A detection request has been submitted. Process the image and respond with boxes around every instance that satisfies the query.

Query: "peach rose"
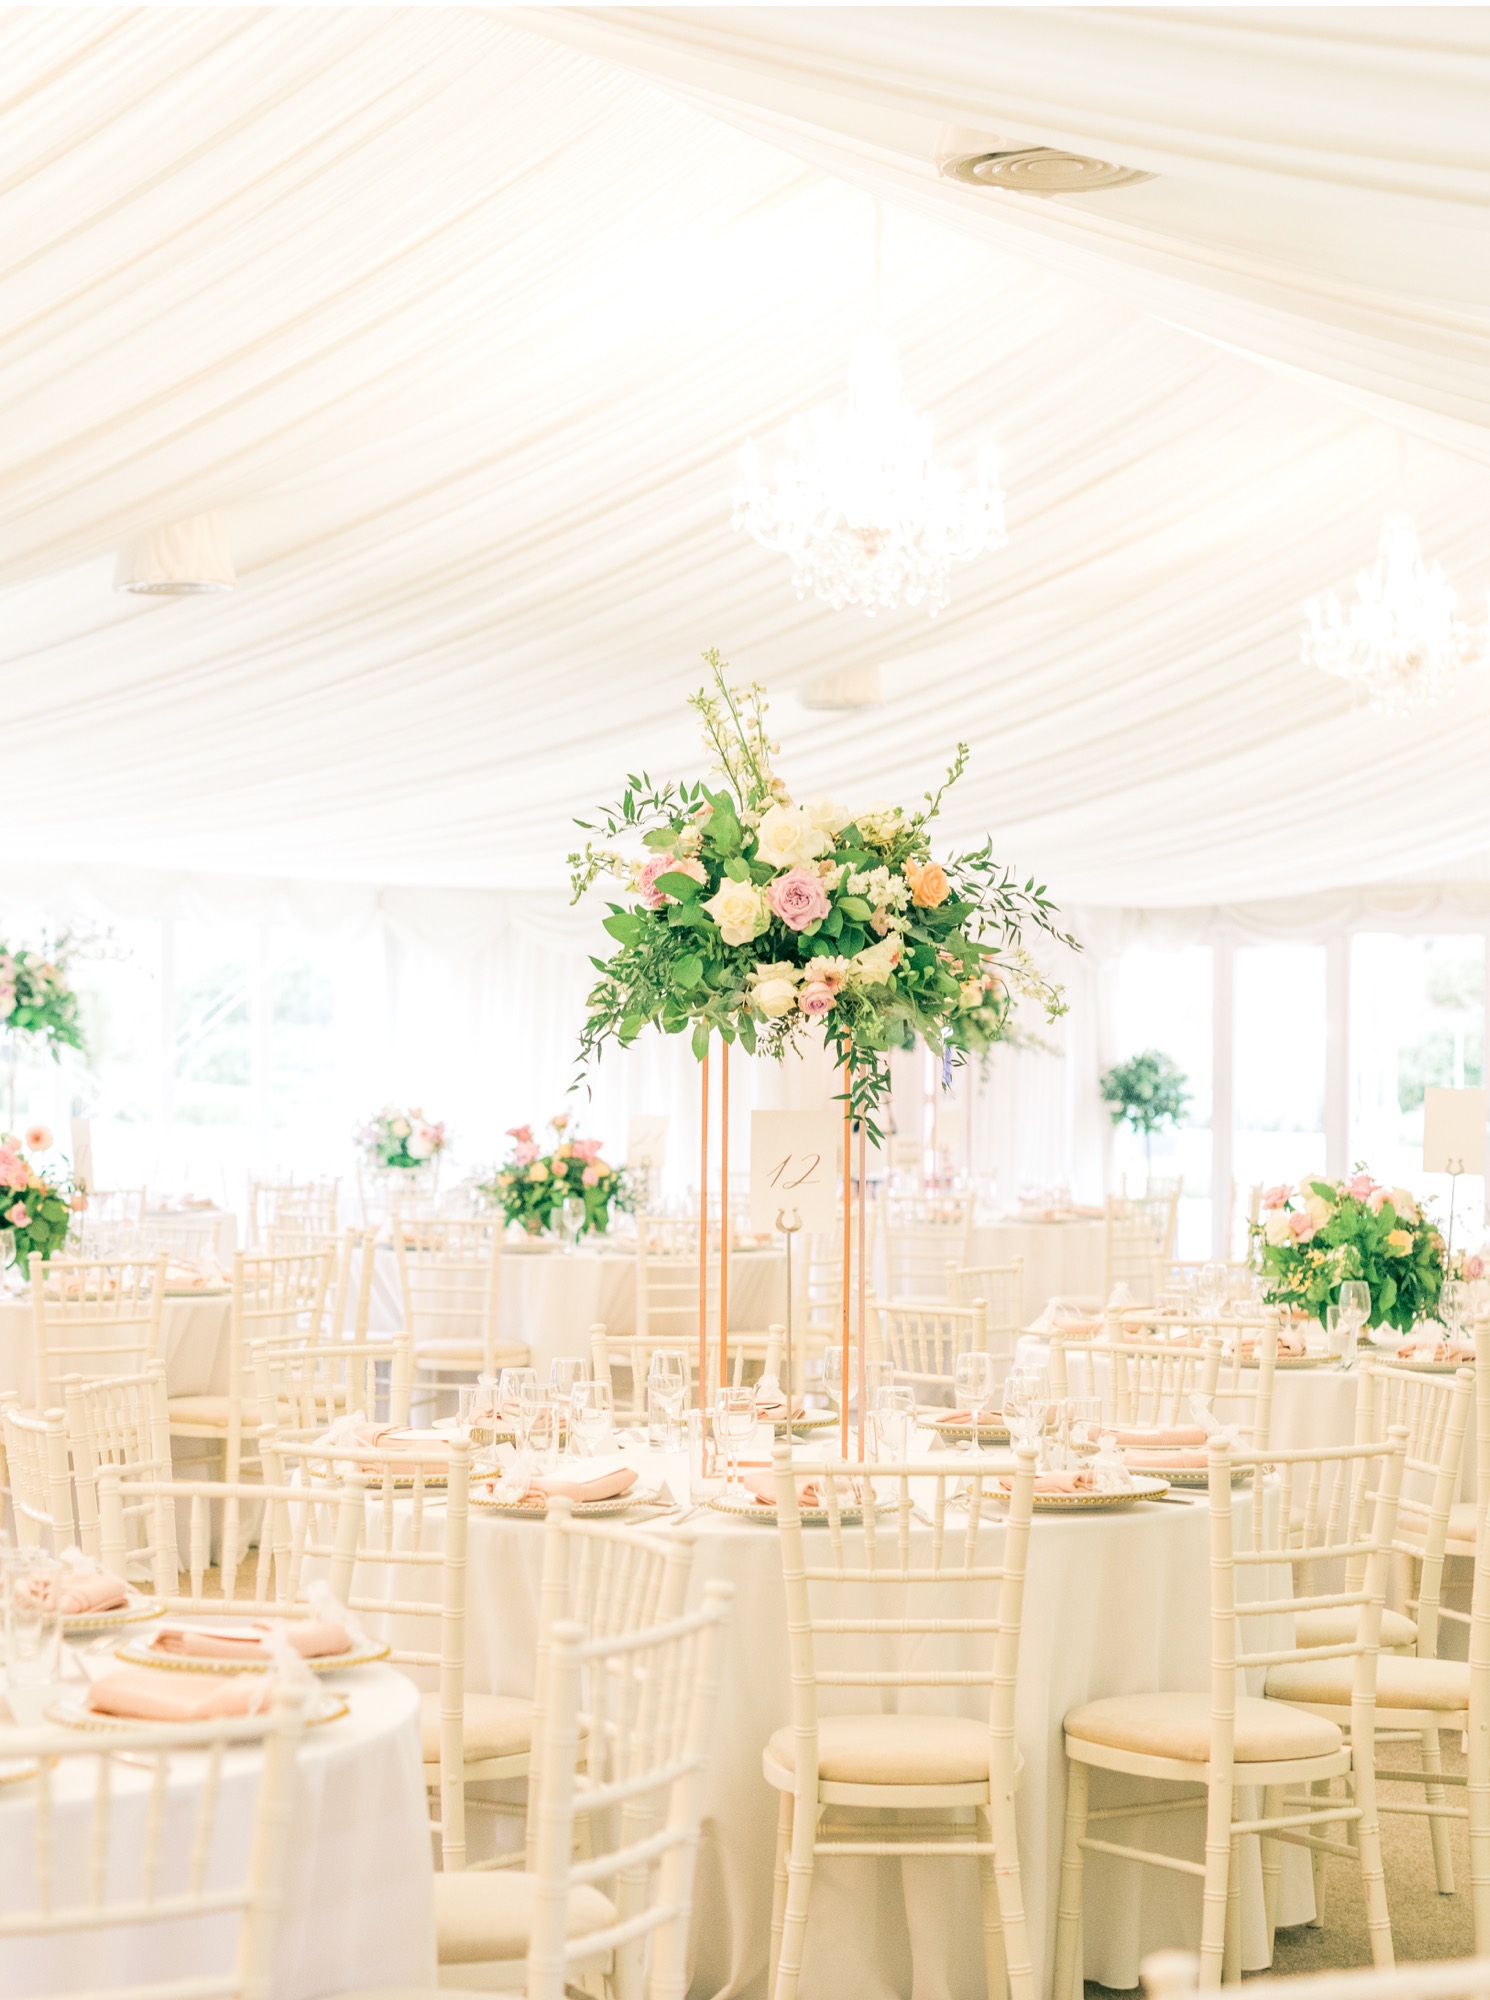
[906,859,950,908]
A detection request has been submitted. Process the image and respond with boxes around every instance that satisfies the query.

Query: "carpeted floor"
[1086,1740,1474,1995]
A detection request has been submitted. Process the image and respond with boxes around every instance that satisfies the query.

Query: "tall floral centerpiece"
[569,653,1075,1127]
[356,1107,448,1172]
[0,936,86,1130]
[1250,1171,1445,1333]
[480,1114,633,1237]
[0,1127,76,1276]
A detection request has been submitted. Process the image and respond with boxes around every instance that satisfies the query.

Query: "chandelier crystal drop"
[732,332,1006,617]
[1302,513,1488,715]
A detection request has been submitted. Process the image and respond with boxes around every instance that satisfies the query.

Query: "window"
[1110,946,1213,1257]
[1233,943,1327,1200]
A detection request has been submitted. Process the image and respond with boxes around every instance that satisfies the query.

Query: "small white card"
[750,1109,840,1233]
[627,1115,669,1171]
[70,1116,94,1190]
[1423,1086,1487,1176]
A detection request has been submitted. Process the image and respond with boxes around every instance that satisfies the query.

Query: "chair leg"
[772,1787,818,2000]
[987,1778,1034,2000]
[1308,1777,1331,1926]
[1470,1697,1490,1954]
[975,1804,1010,2000]
[768,1790,791,1999]
[1223,1833,1242,1985]
[1051,1755,1088,2000]
[1420,1727,1455,1893]
[1197,1779,1233,1989]
[1352,1748,1396,1968]
[1260,1785,1284,1952]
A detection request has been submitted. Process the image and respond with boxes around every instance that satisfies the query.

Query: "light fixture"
[936,125,1154,196]
[114,512,236,596]
[1302,514,1489,715]
[733,332,1006,617]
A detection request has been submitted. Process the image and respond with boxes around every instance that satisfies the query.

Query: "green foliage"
[479,1119,635,1237]
[1100,1049,1189,1137]
[1248,1172,1445,1334]
[0,1140,74,1277]
[1,941,84,1061]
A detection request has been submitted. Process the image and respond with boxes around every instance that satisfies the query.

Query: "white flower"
[391,1118,411,1138]
[1304,1193,1331,1228]
[752,974,798,1019]
[805,796,850,838]
[703,878,770,947]
[853,935,903,986]
[1263,1209,1293,1246]
[754,803,828,870]
[1391,1187,1419,1223]
[406,1133,433,1161]
[856,803,905,849]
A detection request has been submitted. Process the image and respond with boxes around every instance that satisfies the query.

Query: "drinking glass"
[1065,1397,1104,1471]
[5,1556,63,1690]
[712,1386,758,1501]
[560,1196,586,1250]
[498,1366,537,1422]
[1336,1281,1370,1370]
[456,1385,478,1438]
[1324,1304,1342,1360]
[1442,1278,1469,1341]
[872,1384,916,1462]
[1023,1368,1053,1468]
[647,1351,686,1445]
[953,1350,995,1436]
[1196,1263,1226,1320]
[569,1381,613,1457]
[822,1345,857,1415]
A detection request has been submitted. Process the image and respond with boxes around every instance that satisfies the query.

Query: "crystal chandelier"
[1302,514,1488,715]
[733,332,1006,617]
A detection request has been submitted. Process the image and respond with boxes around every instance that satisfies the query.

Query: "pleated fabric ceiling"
[2,7,1488,909]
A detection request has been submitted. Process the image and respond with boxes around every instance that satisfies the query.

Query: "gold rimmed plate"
[46,1690,350,1733]
[1028,1475,1172,1513]
[64,1593,167,1637]
[470,1491,640,1519]
[770,1413,840,1438]
[706,1492,891,1527]
[0,1757,38,1788]
[113,1633,390,1676]
[919,1417,1012,1446]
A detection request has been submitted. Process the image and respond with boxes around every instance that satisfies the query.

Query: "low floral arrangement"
[0,1126,76,1275]
[1250,1170,1445,1333]
[1,940,84,1060]
[481,1114,633,1237]
[569,653,1075,1128]
[357,1106,447,1172]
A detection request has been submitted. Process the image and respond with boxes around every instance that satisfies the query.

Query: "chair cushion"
[167,1395,233,1428]
[1265,1654,1470,1713]
[414,1341,531,1368]
[766,1714,992,1786]
[1294,1607,1418,1652]
[434,1869,615,1965]
[421,1690,533,1763]
[1064,1692,1341,1764]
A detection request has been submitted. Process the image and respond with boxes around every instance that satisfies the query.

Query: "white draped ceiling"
[3,8,1490,915]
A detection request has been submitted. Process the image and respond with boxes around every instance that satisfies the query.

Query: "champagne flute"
[549,1357,586,1450]
[647,1349,686,1444]
[713,1386,757,1501]
[872,1384,916,1461]
[569,1380,613,1457]
[953,1350,995,1440]
[1336,1281,1370,1371]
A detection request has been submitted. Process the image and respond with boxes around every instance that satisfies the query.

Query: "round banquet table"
[359,1239,788,1374]
[0,1287,232,1407]
[0,1664,435,1999]
[352,1447,1311,2000]
[970,1218,1106,1322]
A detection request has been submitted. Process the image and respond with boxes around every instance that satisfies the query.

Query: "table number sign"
[626,1114,668,1171]
[1422,1086,1487,1176]
[750,1109,839,1233]
[70,1116,94,1193]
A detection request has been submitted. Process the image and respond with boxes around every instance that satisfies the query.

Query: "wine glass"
[1196,1263,1226,1321]
[549,1357,586,1445]
[1441,1278,1469,1345]
[712,1386,757,1501]
[569,1380,613,1457]
[1065,1397,1103,1471]
[498,1366,538,1428]
[1336,1281,1370,1371]
[822,1345,857,1416]
[953,1350,995,1439]
[1007,1365,1052,1465]
[647,1350,687,1444]
[872,1384,916,1461]
[560,1195,586,1250]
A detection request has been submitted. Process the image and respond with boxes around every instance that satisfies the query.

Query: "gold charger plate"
[770,1413,840,1437]
[113,1634,390,1676]
[706,1493,891,1526]
[64,1594,166,1637]
[46,1691,350,1733]
[0,1757,38,1788]
[1130,1464,1248,1489]
[1029,1475,1172,1513]
[470,1491,638,1519]
[918,1418,1012,1445]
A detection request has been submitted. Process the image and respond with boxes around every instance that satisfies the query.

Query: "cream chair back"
[1207,1313,1280,1451]
[0,1400,74,1547]
[251,1329,412,1439]
[393,1215,504,1370]
[247,1172,297,1247]
[64,1362,175,1566]
[947,1259,1023,1339]
[635,1214,717,1343]
[526,1573,733,2000]
[1104,1200,1165,1302]
[869,1296,995,1401]
[30,1254,166,1408]
[137,1209,222,1264]
[0,1694,307,2000]
[1354,1360,1474,1657]
[591,1320,777,1415]
[358,1161,438,1229]
[1047,1335,1222,1431]
[881,1194,973,1297]
[793,1209,881,1336]
[83,1186,148,1228]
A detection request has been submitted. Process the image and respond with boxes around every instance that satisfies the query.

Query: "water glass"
[1196,1263,1226,1320]
[1065,1398,1103,1470]
[871,1384,916,1461]
[1442,1278,1469,1340]
[822,1345,856,1414]
[1337,1280,1370,1370]
[712,1386,757,1500]
[647,1351,686,1445]
[686,1407,723,1500]
[498,1366,538,1421]
[953,1350,996,1435]
[560,1196,586,1249]
[5,1556,63,1690]
[569,1380,613,1457]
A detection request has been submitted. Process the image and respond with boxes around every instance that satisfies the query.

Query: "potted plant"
[1100,1049,1189,1172]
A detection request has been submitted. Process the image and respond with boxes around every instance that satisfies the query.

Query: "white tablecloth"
[354,1451,1309,1999]
[0,1665,435,1999]
[0,1290,232,1406]
[362,1241,788,1374]
[970,1219,1107,1322]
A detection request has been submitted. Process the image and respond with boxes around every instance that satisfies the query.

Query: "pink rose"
[506,1125,534,1145]
[1346,1172,1375,1200]
[0,1151,26,1192]
[798,982,835,1017]
[1368,1187,1390,1213]
[1288,1212,1315,1243]
[765,868,831,932]
[23,1125,51,1153]
[513,1142,538,1166]
[581,1165,601,1187]
[573,1138,603,1163]
[639,855,706,911]
[6,1203,28,1228]
[1261,1184,1292,1210]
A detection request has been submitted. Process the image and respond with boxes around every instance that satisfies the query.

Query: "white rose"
[406,1133,432,1161]
[752,976,798,1019]
[703,878,769,947]
[1304,1193,1331,1228]
[391,1118,411,1138]
[854,936,902,986]
[754,802,827,870]
[1263,1209,1293,1246]
[805,796,850,838]
[1391,1186,1419,1222]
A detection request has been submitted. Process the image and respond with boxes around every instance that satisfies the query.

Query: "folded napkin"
[163,1260,207,1290]
[756,1391,808,1422]
[525,1466,637,1504]
[932,1408,1005,1428]
[149,1619,351,1662]
[999,1469,1094,1496]
[741,1468,861,1510]
[88,1668,268,1722]
[1106,1425,1209,1449]
[14,1570,128,1616]
[1121,1448,1210,1470]
[1397,1339,1475,1364]
[354,1423,450,1475]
